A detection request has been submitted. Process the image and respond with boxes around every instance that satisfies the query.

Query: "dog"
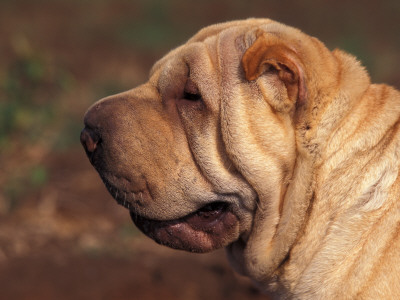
[81,19,400,299]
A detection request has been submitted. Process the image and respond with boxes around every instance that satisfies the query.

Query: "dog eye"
[183,78,202,101]
[183,91,202,101]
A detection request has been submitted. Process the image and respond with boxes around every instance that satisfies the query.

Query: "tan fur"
[83,19,400,299]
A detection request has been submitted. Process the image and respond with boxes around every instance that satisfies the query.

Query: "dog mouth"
[96,175,241,253]
[131,201,240,253]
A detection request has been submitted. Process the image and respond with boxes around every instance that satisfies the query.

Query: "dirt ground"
[1,1,399,299]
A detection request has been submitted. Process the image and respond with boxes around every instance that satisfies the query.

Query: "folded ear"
[242,32,307,106]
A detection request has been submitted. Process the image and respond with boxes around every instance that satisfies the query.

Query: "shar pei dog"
[81,19,400,299]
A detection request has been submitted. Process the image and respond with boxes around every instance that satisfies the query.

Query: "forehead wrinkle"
[201,35,220,77]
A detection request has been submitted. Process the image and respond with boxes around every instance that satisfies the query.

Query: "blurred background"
[0,0,399,299]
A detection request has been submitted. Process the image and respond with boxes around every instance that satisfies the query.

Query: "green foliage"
[114,0,192,51]
[0,36,74,148]
[0,36,74,212]
[2,164,49,213]
[30,165,48,188]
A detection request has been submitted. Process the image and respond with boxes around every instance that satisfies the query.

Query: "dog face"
[80,19,307,255]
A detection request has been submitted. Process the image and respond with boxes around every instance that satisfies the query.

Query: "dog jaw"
[131,202,240,252]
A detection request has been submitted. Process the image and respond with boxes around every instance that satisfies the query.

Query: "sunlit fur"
[89,19,400,299]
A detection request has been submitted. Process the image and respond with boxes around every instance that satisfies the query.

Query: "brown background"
[0,0,399,299]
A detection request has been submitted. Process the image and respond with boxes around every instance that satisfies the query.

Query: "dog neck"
[229,47,400,298]
[265,51,400,297]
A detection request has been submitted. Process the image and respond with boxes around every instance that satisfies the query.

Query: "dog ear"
[242,32,307,105]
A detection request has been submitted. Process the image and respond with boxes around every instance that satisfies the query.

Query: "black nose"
[80,127,100,155]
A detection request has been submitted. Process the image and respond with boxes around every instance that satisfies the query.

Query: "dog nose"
[80,127,100,154]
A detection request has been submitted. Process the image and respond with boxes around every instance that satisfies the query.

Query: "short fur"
[81,19,400,299]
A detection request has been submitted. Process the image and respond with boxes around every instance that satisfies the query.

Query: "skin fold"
[81,19,400,299]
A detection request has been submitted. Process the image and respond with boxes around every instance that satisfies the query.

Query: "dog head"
[81,18,342,275]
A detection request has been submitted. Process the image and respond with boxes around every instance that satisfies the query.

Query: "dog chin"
[131,202,240,253]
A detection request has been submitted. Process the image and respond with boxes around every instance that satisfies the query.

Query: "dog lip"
[131,201,240,253]
[187,202,228,229]
[100,176,148,209]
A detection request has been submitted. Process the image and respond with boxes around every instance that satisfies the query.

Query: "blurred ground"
[0,0,399,299]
